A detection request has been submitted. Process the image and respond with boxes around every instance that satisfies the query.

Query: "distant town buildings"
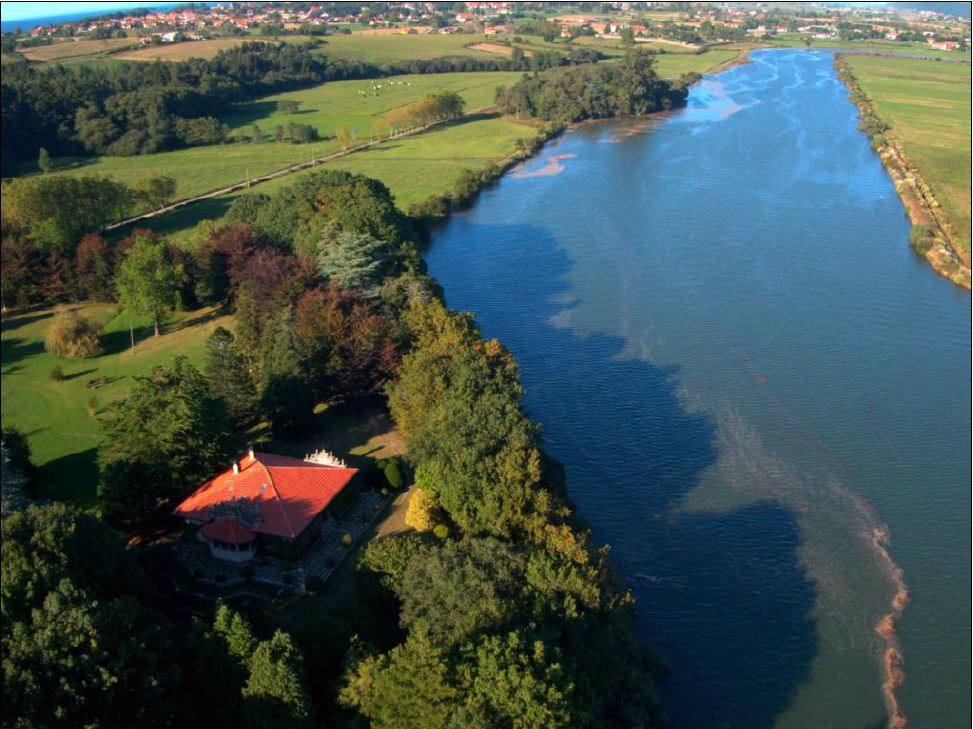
[10,2,969,53]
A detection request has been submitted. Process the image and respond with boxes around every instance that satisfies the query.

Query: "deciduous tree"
[115,234,184,339]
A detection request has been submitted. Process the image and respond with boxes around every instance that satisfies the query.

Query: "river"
[425,49,971,728]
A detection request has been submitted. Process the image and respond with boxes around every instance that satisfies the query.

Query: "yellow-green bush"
[404,487,441,532]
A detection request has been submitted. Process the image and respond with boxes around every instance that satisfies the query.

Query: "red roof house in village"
[174,449,358,562]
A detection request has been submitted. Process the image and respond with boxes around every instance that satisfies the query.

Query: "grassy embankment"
[841,53,971,284]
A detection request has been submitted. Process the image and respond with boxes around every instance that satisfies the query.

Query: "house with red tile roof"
[173,449,358,562]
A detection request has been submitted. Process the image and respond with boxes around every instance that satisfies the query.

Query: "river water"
[425,49,971,728]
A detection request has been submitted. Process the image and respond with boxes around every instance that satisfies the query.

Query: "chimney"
[232,461,239,474]
[248,447,255,461]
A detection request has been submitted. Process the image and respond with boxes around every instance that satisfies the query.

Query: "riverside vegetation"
[835,53,971,289]
[1,49,687,727]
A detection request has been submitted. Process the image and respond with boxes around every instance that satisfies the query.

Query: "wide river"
[425,49,970,728]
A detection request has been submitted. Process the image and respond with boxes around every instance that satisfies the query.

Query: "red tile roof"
[173,452,357,539]
[202,516,255,544]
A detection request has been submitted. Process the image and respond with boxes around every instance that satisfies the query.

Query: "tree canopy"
[496,48,689,123]
[1,504,176,728]
[115,234,185,337]
[98,356,231,531]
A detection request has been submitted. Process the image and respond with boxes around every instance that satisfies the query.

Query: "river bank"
[425,49,971,728]
[834,54,971,291]
[410,48,757,222]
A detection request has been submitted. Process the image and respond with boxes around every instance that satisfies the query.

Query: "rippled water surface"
[426,49,971,728]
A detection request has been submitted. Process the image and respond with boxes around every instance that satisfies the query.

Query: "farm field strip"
[114,35,319,61]
[843,53,971,256]
[18,37,139,61]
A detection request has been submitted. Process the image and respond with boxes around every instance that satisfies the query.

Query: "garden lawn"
[1,304,231,506]
[843,54,971,257]
[32,71,523,206]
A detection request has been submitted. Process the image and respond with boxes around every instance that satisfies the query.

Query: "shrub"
[340,533,353,548]
[909,224,935,255]
[432,524,450,540]
[44,308,103,358]
[383,458,404,491]
[404,487,441,532]
[408,195,450,220]
[49,365,65,381]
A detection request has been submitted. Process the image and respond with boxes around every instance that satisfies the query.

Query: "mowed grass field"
[317,30,743,77]
[1,304,231,505]
[127,113,536,243]
[843,54,971,257]
[653,47,747,77]
[36,71,523,206]
[115,35,319,61]
[18,37,139,62]
[317,31,500,62]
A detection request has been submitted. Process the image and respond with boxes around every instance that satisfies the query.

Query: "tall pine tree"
[204,327,258,428]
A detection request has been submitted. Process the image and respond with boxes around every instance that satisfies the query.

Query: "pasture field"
[770,35,972,61]
[653,47,748,77]
[18,37,139,62]
[34,71,523,207]
[316,32,503,62]
[121,113,536,244]
[1,304,230,505]
[293,113,532,210]
[222,70,520,140]
[114,35,319,62]
[843,54,971,256]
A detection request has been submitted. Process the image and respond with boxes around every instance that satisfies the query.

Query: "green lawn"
[1,304,231,506]
[843,54,971,258]
[29,71,523,207]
